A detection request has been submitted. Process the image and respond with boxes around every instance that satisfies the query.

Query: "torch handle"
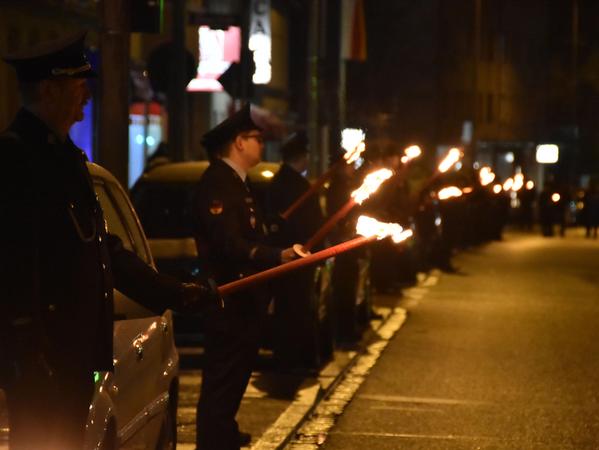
[218,235,375,296]
[280,163,339,220]
[303,199,357,252]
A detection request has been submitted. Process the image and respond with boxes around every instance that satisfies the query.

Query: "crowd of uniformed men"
[2,30,590,450]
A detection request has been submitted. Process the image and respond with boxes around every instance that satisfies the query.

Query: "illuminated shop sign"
[249,0,271,84]
[187,26,241,92]
[535,144,559,164]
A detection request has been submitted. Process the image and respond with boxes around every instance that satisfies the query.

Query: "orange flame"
[437,186,463,200]
[479,166,495,186]
[356,215,413,243]
[351,168,394,204]
[343,141,366,165]
[438,148,462,173]
[512,173,524,191]
[401,145,422,164]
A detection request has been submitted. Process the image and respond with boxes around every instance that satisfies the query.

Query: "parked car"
[130,161,335,364]
[0,162,179,450]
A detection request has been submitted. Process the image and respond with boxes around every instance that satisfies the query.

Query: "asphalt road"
[321,230,599,450]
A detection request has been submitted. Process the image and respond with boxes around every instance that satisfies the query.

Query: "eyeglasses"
[242,133,264,144]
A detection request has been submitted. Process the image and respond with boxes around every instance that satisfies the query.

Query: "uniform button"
[48,304,56,312]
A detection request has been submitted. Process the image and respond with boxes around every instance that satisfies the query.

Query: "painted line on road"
[286,308,408,449]
[358,393,489,406]
[368,405,445,413]
[328,430,500,442]
[250,380,321,450]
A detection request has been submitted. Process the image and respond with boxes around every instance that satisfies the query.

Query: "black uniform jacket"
[191,159,281,314]
[266,163,324,246]
[0,109,184,372]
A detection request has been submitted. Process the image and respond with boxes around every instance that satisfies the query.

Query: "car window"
[106,181,151,264]
[131,182,196,239]
[94,181,135,252]
[93,179,157,320]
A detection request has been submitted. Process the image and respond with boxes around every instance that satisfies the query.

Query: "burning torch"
[302,168,394,252]
[421,147,463,192]
[218,216,413,296]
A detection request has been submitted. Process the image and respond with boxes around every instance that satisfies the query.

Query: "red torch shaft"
[218,235,376,296]
[303,199,357,252]
[281,162,341,220]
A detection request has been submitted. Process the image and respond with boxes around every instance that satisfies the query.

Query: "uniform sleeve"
[193,183,281,270]
[0,138,45,360]
[105,233,186,313]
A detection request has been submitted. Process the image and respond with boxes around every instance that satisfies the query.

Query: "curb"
[251,270,439,450]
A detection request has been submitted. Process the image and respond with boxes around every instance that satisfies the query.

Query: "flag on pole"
[340,0,367,61]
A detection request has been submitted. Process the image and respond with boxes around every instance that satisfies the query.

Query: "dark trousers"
[273,267,320,370]
[4,360,94,450]
[196,309,263,450]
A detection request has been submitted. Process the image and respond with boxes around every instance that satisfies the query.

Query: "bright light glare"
[493,184,502,194]
[403,145,422,162]
[438,186,463,200]
[536,144,559,164]
[344,141,366,165]
[503,178,514,191]
[526,181,534,190]
[438,148,462,173]
[512,173,524,191]
[479,166,495,186]
[505,152,515,163]
[355,215,413,243]
[249,33,272,84]
[261,170,274,178]
[351,168,393,204]
[552,193,561,203]
[462,187,473,194]
[341,128,365,153]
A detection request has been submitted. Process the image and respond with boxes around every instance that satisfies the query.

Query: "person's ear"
[233,134,245,151]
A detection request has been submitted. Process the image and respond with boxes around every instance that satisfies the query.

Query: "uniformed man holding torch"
[191,104,301,449]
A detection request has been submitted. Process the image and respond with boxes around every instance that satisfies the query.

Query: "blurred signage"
[249,0,271,84]
[187,26,241,92]
[535,144,559,164]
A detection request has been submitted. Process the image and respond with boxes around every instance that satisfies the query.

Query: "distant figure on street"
[538,186,555,237]
[191,104,302,449]
[0,31,217,450]
[266,131,326,371]
[582,184,599,239]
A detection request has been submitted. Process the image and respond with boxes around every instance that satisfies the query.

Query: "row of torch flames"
[218,143,518,296]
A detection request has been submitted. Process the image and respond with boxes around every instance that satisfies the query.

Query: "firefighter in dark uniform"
[191,105,300,450]
[266,131,325,371]
[0,32,218,450]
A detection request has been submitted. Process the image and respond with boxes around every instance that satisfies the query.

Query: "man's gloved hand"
[181,279,224,312]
